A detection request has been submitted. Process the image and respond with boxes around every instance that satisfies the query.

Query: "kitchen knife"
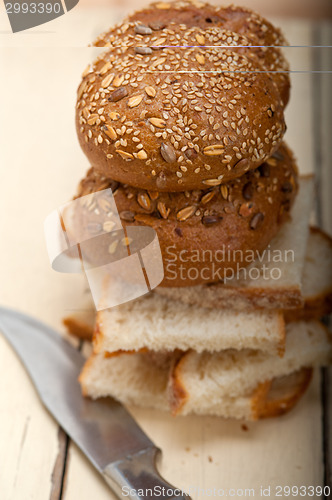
[0,306,190,500]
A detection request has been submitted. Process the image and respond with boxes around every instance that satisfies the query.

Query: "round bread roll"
[103,0,290,106]
[76,3,288,192]
[75,142,298,287]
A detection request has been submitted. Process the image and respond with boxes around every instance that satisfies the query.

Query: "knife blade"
[0,306,190,499]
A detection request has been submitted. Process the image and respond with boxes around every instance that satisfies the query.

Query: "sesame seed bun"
[74,142,298,287]
[122,0,290,106]
[76,1,289,192]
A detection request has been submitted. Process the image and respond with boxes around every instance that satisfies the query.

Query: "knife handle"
[103,446,190,500]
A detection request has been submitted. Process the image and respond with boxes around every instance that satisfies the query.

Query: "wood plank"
[0,335,60,499]
[312,21,332,495]
[49,429,69,500]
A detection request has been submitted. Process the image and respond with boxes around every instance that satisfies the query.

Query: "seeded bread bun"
[74,142,298,287]
[108,0,290,106]
[76,3,288,192]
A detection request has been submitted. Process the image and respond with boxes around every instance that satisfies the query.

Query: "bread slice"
[94,292,285,356]
[79,321,331,420]
[155,177,313,311]
[79,352,312,420]
[285,226,332,321]
[170,321,331,416]
[80,350,171,411]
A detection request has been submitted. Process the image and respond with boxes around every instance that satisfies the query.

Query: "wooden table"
[0,5,331,499]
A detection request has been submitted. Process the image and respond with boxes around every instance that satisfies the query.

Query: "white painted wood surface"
[0,9,330,500]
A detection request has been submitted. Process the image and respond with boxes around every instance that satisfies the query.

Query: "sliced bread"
[79,352,312,420]
[79,321,331,420]
[80,349,171,412]
[170,321,331,416]
[94,292,285,355]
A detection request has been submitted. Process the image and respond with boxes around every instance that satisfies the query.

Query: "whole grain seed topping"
[195,53,205,65]
[109,111,120,120]
[109,87,128,102]
[87,114,99,125]
[82,107,90,119]
[116,150,134,160]
[145,86,156,97]
[128,95,143,108]
[101,73,114,88]
[102,125,117,140]
[153,37,167,47]
[136,149,148,160]
[134,24,152,35]
[160,143,176,163]
[99,61,111,75]
[195,34,205,45]
[202,215,222,225]
[77,81,87,99]
[201,191,216,204]
[250,212,264,230]
[137,192,151,211]
[78,16,289,192]
[203,178,223,186]
[157,201,170,219]
[185,149,198,160]
[220,185,228,200]
[135,47,153,55]
[151,57,166,67]
[112,74,125,87]
[177,205,196,221]
[234,158,250,171]
[120,210,135,222]
[203,145,224,156]
[239,202,254,218]
[149,21,166,30]
[150,117,166,128]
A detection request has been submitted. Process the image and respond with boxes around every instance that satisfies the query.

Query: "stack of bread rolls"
[69,0,332,420]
